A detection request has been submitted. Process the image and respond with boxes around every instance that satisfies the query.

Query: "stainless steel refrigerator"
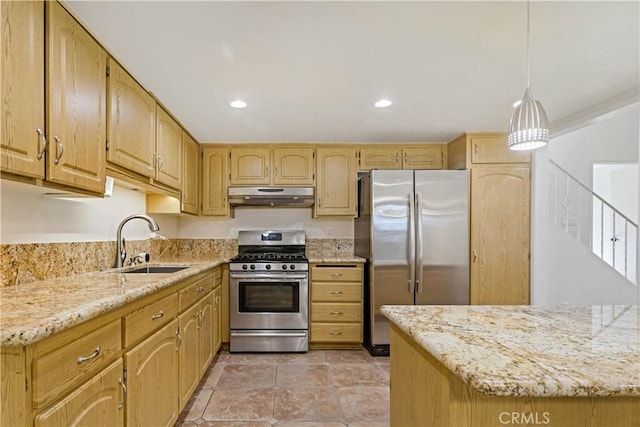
[354,169,469,356]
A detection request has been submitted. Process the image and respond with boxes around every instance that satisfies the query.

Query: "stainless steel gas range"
[229,230,309,352]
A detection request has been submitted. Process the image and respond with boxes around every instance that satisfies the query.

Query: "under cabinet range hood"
[228,187,314,207]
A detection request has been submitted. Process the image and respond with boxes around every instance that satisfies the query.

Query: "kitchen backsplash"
[1,238,353,286]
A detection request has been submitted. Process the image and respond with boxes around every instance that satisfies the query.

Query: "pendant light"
[507,1,549,150]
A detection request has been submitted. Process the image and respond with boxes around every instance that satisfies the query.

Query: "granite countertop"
[0,259,224,347]
[381,304,640,398]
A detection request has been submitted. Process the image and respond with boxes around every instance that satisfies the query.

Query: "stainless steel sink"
[123,266,190,274]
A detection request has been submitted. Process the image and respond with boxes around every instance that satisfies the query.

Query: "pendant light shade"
[507,87,549,150]
[507,1,549,150]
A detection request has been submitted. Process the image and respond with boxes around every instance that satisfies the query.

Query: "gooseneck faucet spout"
[114,214,160,268]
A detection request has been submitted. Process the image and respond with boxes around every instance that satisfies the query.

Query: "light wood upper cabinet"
[272,147,315,185]
[1,0,45,179]
[106,58,155,178]
[155,107,182,189]
[402,146,443,169]
[358,145,445,171]
[358,147,401,170]
[229,147,271,185]
[470,166,530,305]
[229,146,315,186]
[447,132,529,169]
[182,132,199,215]
[315,147,357,217]
[47,1,107,194]
[201,146,229,216]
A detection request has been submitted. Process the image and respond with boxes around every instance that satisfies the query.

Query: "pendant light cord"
[526,0,531,89]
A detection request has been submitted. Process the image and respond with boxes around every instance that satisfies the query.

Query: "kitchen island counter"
[381,304,639,426]
[1,259,225,347]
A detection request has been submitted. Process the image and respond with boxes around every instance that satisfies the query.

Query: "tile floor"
[176,348,390,427]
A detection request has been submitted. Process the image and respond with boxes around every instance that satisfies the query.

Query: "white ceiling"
[64,1,639,143]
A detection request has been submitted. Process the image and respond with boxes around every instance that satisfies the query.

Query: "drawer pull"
[118,377,127,410]
[329,311,344,316]
[330,273,343,277]
[176,327,182,351]
[77,346,101,364]
[329,331,343,335]
[197,286,204,292]
[330,291,343,295]
[151,311,164,320]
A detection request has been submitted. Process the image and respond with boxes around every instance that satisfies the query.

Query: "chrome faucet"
[114,214,160,268]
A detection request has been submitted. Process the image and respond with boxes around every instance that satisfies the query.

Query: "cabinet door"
[47,1,107,194]
[1,0,45,179]
[35,359,124,427]
[470,167,530,305]
[229,147,271,185]
[156,106,182,189]
[106,58,155,178]
[358,147,401,171]
[125,319,179,427]
[470,134,530,164]
[213,285,222,352]
[272,147,315,185]
[178,304,200,411]
[199,292,214,378]
[201,146,229,216]
[315,147,357,216]
[182,132,199,214]
[402,146,443,170]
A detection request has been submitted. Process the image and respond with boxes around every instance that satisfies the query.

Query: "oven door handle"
[230,331,308,338]
[230,273,308,280]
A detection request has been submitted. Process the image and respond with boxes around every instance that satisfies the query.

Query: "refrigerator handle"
[408,192,416,293]
[416,193,424,294]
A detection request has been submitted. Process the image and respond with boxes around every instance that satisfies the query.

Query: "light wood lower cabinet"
[1,266,222,427]
[35,359,124,427]
[125,318,179,427]
[309,263,363,348]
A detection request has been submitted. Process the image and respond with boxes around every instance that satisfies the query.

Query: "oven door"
[230,272,309,330]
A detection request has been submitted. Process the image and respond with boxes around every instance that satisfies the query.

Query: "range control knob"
[250,264,256,270]
[242,264,248,270]
[290,264,296,270]
[282,264,288,270]
[266,264,271,270]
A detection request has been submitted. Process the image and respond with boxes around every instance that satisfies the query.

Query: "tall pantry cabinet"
[448,133,531,305]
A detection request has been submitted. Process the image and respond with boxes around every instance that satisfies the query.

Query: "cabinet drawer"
[33,319,121,409]
[311,266,362,282]
[311,323,361,343]
[124,293,179,348]
[311,283,361,302]
[179,275,213,311]
[311,302,362,323]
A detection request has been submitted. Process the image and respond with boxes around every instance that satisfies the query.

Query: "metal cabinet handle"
[157,155,164,170]
[36,128,47,160]
[274,166,278,176]
[329,331,343,335]
[329,311,344,316]
[329,290,343,295]
[265,166,269,177]
[396,152,399,162]
[472,250,477,263]
[175,327,182,351]
[197,286,204,292]
[151,311,164,320]
[474,144,479,154]
[77,346,101,364]
[53,136,64,165]
[330,273,343,277]
[118,377,127,410]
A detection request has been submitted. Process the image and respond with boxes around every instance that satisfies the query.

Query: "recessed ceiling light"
[375,99,392,108]
[230,100,247,108]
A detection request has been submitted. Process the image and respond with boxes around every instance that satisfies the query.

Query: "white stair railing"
[549,159,637,285]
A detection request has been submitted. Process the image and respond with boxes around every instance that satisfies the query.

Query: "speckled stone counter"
[0,260,224,347]
[308,257,366,264]
[381,304,639,398]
